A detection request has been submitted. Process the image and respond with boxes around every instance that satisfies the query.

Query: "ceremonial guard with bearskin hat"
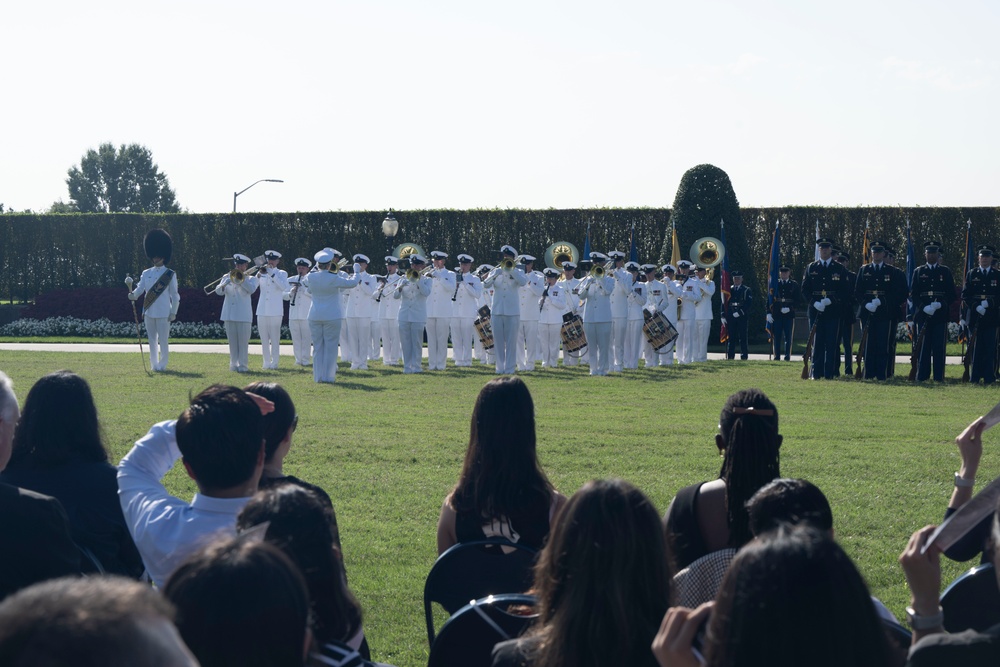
[128,229,179,372]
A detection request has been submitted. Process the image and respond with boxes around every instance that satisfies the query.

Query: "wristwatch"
[906,605,944,631]
[954,472,975,488]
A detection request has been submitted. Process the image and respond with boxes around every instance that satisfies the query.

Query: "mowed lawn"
[1,349,997,666]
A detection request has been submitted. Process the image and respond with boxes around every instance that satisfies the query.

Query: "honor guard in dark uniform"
[769,266,799,361]
[802,238,851,379]
[883,247,906,377]
[911,240,956,381]
[724,270,752,360]
[961,245,1000,384]
[854,241,906,379]
[834,248,857,376]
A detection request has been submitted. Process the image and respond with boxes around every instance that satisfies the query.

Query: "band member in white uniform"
[694,265,716,361]
[378,256,402,365]
[473,264,495,365]
[483,246,527,374]
[330,250,353,364]
[579,252,615,376]
[215,254,259,373]
[345,254,377,371]
[676,261,699,364]
[559,261,583,367]
[623,262,647,369]
[605,251,631,373]
[302,249,362,383]
[395,254,434,374]
[450,254,482,367]
[283,257,314,367]
[658,265,683,365]
[516,254,545,372]
[641,264,665,367]
[254,250,289,370]
[425,251,456,371]
[538,267,568,368]
[127,229,179,372]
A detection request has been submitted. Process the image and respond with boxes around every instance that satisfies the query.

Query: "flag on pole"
[583,218,592,259]
[959,219,974,343]
[670,221,681,269]
[766,220,781,343]
[719,219,731,344]
[629,219,638,264]
[814,219,821,262]
[905,220,916,333]
[861,219,870,264]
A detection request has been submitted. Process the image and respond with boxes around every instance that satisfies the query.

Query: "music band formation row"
[124,230,1000,384]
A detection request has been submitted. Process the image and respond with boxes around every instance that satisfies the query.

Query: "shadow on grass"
[331,381,387,392]
[153,369,205,379]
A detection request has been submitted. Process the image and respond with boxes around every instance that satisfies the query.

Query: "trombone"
[202,254,266,294]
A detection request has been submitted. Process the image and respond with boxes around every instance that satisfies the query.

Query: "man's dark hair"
[746,478,834,537]
[0,576,182,667]
[175,385,263,490]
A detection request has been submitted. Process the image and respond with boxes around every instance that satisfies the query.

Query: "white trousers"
[695,319,711,361]
[517,319,539,371]
[309,319,342,383]
[624,319,644,369]
[492,314,519,374]
[144,315,169,371]
[450,317,475,366]
[676,320,694,364]
[370,320,381,360]
[399,320,425,373]
[340,319,353,363]
[583,321,612,375]
[381,317,400,365]
[425,317,449,370]
[258,314,282,369]
[224,321,251,372]
[289,318,312,365]
[538,323,562,368]
[347,317,371,369]
[611,317,627,371]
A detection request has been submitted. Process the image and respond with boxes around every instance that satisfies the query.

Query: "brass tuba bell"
[544,241,579,270]
[690,237,726,269]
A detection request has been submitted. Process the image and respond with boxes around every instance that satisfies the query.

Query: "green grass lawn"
[1,350,997,666]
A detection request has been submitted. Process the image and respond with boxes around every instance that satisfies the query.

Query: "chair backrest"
[427,594,538,667]
[424,538,538,646]
[941,562,1000,633]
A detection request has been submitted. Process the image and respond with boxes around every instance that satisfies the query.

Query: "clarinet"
[289,278,301,307]
[452,272,463,301]
[539,285,550,312]
[375,280,387,303]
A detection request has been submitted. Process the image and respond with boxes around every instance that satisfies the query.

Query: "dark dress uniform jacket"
[855,263,906,322]
[726,284,752,318]
[911,264,956,325]
[771,279,800,318]
[802,260,851,320]
[962,267,1000,327]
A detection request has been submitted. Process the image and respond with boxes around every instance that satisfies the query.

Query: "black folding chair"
[423,538,538,646]
[941,562,1000,633]
[427,594,537,667]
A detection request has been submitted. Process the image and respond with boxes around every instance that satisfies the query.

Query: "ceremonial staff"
[124,275,150,375]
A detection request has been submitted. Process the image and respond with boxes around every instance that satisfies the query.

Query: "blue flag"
[906,223,916,322]
[629,220,638,263]
[766,221,781,343]
[583,219,591,260]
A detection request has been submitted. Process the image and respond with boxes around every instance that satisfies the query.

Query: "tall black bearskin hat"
[144,229,173,264]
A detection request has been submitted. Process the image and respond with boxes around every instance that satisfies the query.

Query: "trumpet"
[591,264,606,278]
[203,268,244,294]
[500,258,516,271]
[406,269,421,281]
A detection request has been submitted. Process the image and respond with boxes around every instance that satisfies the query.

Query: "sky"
[3,0,998,214]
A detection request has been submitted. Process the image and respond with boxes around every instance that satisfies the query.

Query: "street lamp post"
[233,179,284,212]
[382,209,399,261]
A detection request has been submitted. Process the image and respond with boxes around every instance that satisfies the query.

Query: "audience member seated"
[492,478,673,667]
[244,381,343,551]
[118,384,271,587]
[0,370,143,577]
[0,371,80,599]
[899,497,1000,666]
[238,485,389,665]
[664,388,782,570]
[654,525,898,667]
[164,537,311,667]
[437,377,567,554]
[938,416,992,563]
[0,575,198,667]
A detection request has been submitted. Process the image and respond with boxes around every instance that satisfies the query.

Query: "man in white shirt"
[516,254,545,372]
[117,385,270,588]
[425,251,456,371]
[378,256,402,366]
[607,251,631,372]
[395,254,434,374]
[484,246,528,374]
[694,266,716,362]
[215,254,259,373]
[450,254,483,367]
[345,254,377,371]
[255,250,290,370]
[128,229,179,372]
[283,258,313,367]
[676,261,699,364]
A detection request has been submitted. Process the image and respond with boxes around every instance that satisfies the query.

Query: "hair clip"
[732,406,775,416]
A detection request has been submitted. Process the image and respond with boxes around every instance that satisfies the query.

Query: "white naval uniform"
[474,282,495,364]
[450,272,483,367]
[216,274,259,372]
[380,274,402,365]
[538,283,568,368]
[624,282,647,369]
[517,270,545,371]
[579,274,615,376]
[256,267,290,370]
[642,279,667,367]
[560,276,584,366]
[677,275,699,364]
[609,267,632,372]
[284,276,313,366]
[425,268,456,371]
[394,275,433,373]
[694,277,716,362]
[346,271,377,370]
[130,265,180,372]
[483,267,527,374]
[302,269,361,383]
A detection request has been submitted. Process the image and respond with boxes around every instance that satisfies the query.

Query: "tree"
[47,199,79,213]
[66,143,180,213]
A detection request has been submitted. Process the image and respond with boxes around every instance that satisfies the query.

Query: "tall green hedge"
[2,208,998,313]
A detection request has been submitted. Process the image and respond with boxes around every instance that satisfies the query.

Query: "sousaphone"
[544,241,580,271]
[392,242,426,264]
[690,237,726,279]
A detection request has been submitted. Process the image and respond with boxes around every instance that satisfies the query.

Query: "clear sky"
[3,0,997,213]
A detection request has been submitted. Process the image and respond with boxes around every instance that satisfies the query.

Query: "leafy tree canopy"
[66,143,180,213]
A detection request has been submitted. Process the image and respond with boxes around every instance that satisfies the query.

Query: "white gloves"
[865,302,877,313]
[780,307,790,314]
[977,305,987,316]
[821,297,832,307]
[721,317,727,325]
[353,263,362,275]
[982,299,990,310]
[871,297,881,308]
[732,311,740,319]
[813,301,826,313]
[766,314,774,324]
[124,277,133,288]
[128,292,138,301]
[169,314,176,322]
[960,319,967,328]
[922,304,936,316]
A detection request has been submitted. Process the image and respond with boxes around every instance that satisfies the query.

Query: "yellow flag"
[670,226,681,268]
[861,221,870,264]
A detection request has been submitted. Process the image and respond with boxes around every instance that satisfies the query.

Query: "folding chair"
[427,594,537,667]
[941,562,1000,633]
[424,537,538,646]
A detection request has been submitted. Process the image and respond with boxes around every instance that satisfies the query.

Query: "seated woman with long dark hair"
[663,388,781,570]
[0,370,142,577]
[437,376,567,554]
[492,478,674,667]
